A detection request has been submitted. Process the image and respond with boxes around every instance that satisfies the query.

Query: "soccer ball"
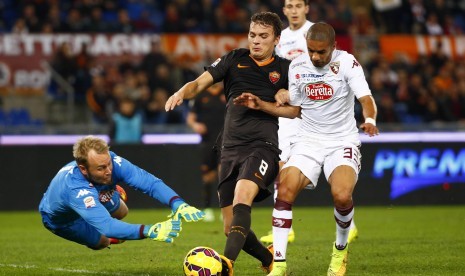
[183,246,223,276]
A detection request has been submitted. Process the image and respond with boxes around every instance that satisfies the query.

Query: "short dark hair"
[283,0,309,5]
[251,12,283,37]
[306,22,335,45]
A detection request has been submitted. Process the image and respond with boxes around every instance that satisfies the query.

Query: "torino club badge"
[329,61,340,75]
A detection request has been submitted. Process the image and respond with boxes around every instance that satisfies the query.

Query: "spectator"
[133,10,157,33]
[145,87,169,124]
[110,97,143,144]
[162,3,183,32]
[377,92,400,123]
[63,8,85,33]
[84,6,112,33]
[139,41,169,78]
[74,44,95,102]
[408,0,427,33]
[406,73,429,121]
[112,71,150,108]
[148,63,175,95]
[424,13,443,35]
[11,18,28,34]
[86,74,114,124]
[113,9,135,33]
[22,4,42,33]
[443,14,464,35]
[350,6,376,36]
[49,42,78,97]
[46,4,64,33]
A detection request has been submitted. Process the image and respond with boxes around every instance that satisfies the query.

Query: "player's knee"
[277,185,297,202]
[333,193,352,207]
[89,236,110,250]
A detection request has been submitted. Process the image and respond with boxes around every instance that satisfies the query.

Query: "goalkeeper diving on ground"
[39,135,205,250]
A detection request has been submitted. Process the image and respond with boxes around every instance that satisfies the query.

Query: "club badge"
[329,61,340,74]
[269,71,280,84]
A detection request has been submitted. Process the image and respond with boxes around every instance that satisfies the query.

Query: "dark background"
[1,142,464,210]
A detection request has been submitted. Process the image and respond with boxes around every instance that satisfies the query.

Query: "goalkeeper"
[39,135,205,250]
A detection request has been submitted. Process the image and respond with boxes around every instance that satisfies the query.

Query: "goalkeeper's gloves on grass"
[170,203,205,222]
[144,219,182,243]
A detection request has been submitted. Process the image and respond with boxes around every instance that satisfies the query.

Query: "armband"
[364,117,376,126]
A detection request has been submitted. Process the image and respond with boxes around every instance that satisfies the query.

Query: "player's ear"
[275,35,280,46]
[78,164,88,176]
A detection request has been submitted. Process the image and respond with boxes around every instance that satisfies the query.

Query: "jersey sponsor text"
[305,83,334,100]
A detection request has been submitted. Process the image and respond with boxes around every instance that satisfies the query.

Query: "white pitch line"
[0,263,152,276]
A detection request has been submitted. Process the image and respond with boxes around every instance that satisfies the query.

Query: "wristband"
[364,117,376,126]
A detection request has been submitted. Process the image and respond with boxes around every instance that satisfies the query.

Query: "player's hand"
[165,92,184,111]
[233,92,262,110]
[275,89,290,106]
[171,203,205,222]
[144,219,182,243]
[360,122,379,137]
[191,122,207,135]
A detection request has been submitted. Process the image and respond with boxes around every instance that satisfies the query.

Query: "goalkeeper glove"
[144,219,182,243]
[170,203,205,222]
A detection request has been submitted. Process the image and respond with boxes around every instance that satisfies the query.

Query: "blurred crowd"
[2,0,465,35]
[1,0,465,128]
[0,0,465,35]
[49,38,199,127]
[361,45,465,124]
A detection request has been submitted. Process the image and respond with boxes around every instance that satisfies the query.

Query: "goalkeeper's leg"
[44,217,113,250]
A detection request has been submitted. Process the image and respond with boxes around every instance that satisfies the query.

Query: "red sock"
[109,238,125,244]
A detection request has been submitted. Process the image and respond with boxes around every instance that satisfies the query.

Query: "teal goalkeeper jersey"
[39,151,182,240]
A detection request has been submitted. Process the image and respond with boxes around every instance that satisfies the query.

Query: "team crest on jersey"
[304,82,334,101]
[269,71,280,84]
[329,61,340,74]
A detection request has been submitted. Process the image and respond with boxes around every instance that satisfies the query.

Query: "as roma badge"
[269,71,280,84]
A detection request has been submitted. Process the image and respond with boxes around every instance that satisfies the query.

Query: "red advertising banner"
[379,35,465,62]
[0,33,352,95]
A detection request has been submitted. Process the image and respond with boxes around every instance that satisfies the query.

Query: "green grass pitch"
[1,206,464,275]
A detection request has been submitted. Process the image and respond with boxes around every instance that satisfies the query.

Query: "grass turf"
[0,206,464,275]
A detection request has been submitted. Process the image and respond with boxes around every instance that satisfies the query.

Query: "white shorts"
[283,134,361,189]
[278,117,301,161]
